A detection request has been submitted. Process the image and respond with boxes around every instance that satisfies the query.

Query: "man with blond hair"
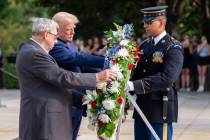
[50,12,106,140]
[17,17,116,140]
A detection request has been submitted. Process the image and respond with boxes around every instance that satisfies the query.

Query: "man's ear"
[159,19,164,28]
[43,32,48,40]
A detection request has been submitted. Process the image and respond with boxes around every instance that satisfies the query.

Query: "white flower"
[83,90,97,105]
[110,64,123,80]
[112,31,121,38]
[116,71,123,80]
[97,82,107,92]
[117,48,129,58]
[107,81,120,93]
[102,99,116,110]
[99,114,111,123]
[107,37,112,41]
[111,64,120,72]
[88,123,96,131]
[120,39,130,46]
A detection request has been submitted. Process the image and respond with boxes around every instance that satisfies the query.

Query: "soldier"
[127,6,184,140]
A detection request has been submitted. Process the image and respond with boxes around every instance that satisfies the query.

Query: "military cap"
[140,5,168,24]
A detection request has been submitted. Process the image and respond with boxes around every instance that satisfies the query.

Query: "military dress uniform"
[130,5,184,140]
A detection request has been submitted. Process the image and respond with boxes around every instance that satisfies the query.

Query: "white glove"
[126,81,134,92]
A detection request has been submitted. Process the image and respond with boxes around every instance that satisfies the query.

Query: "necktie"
[150,38,154,46]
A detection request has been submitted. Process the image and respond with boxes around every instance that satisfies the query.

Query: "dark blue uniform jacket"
[132,34,184,123]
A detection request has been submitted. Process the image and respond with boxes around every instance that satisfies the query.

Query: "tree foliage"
[1,0,210,57]
[36,0,157,38]
[36,0,210,39]
[0,0,49,56]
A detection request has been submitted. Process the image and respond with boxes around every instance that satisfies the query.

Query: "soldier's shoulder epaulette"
[167,37,182,50]
[139,38,150,47]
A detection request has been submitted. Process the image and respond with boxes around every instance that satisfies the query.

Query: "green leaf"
[104,123,116,137]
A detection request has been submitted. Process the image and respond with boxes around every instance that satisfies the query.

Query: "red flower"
[98,120,104,128]
[134,50,138,56]
[136,56,140,62]
[129,64,134,70]
[135,45,139,51]
[98,136,105,140]
[117,97,123,104]
[128,51,131,55]
[106,81,112,88]
[96,88,102,93]
[112,60,117,64]
[91,101,97,109]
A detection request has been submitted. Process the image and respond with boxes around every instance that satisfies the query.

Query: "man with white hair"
[16,18,117,140]
[49,12,106,140]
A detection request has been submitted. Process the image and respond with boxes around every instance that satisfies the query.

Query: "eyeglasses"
[48,32,58,39]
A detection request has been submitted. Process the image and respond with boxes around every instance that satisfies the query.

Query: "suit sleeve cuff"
[133,79,146,94]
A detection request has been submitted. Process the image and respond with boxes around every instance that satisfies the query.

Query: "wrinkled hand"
[96,69,117,82]
[126,81,134,92]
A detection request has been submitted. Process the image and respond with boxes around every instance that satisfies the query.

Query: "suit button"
[145,59,148,62]
[143,69,146,72]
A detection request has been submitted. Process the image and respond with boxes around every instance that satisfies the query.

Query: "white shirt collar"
[30,38,49,54]
[153,31,167,46]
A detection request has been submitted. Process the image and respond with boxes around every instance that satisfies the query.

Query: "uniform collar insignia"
[161,40,165,43]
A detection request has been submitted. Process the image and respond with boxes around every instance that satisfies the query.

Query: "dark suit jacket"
[49,39,105,116]
[16,39,96,140]
[49,39,105,73]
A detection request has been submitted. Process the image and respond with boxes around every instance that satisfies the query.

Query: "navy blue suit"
[49,39,105,140]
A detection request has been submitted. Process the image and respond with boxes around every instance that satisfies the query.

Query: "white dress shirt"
[30,38,49,54]
[153,31,167,46]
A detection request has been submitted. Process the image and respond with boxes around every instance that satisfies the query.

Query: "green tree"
[37,0,156,38]
[0,0,49,57]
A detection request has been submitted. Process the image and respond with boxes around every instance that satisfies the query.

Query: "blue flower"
[99,107,106,114]
[123,24,133,39]
[108,43,120,57]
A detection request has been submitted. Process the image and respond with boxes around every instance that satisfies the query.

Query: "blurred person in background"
[180,36,192,92]
[196,35,210,92]
[189,35,199,91]
[89,36,103,55]
[97,37,108,56]
[85,38,93,54]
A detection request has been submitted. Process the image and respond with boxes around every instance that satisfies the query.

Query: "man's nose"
[70,29,75,35]
[144,23,148,28]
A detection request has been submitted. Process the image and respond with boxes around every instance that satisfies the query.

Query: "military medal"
[152,51,164,63]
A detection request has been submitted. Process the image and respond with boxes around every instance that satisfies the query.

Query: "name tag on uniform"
[152,51,164,63]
